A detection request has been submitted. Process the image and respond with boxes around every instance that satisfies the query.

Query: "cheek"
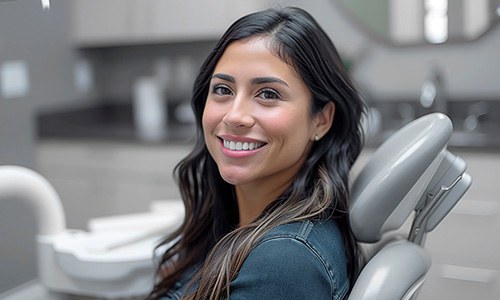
[264,109,313,143]
[202,102,219,135]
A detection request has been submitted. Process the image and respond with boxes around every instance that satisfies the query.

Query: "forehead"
[213,37,300,81]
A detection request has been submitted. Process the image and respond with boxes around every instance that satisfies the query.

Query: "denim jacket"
[162,219,349,300]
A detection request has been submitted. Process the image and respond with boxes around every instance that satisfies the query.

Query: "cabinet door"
[72,0,135,46]
[72,0,267,46]
[127,0,223,42]
[147,0,268,41]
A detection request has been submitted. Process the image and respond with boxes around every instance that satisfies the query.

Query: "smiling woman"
[149,7,366,300]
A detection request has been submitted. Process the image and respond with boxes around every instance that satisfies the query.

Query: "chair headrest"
[350,113,452,243]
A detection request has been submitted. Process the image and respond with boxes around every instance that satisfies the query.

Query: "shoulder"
[230,219,349,300]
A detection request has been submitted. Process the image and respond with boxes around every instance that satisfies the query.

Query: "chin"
[220,175,241,186]
[219,172,250,186]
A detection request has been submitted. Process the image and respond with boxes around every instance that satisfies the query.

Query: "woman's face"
[202,37,329,190]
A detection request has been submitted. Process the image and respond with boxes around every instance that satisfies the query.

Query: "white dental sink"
[38,201,184,299]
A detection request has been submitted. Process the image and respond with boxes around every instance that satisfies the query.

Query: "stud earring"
[314,134,320,141]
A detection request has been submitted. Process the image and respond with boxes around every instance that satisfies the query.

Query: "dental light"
[0,165,184,299]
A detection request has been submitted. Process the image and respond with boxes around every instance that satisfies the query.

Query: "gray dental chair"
[348,112,472,300]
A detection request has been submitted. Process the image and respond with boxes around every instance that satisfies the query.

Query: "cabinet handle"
[440,264,498,283]
[451,200,499,217]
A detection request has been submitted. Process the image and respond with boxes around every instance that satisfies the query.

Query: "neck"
[235,176,293,227]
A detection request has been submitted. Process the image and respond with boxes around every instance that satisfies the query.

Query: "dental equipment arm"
[0,165,65,236]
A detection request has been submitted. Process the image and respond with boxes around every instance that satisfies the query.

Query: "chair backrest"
[348,113,472,300]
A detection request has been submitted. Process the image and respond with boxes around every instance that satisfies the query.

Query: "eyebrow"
[251,76,289,87]
[211,73,289,87]
[212,73,235,83]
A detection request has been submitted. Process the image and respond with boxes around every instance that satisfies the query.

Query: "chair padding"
[350,113,452,243]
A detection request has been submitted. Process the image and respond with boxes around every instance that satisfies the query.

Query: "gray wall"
[0,0,101,165]
[0,0,97,293]
[0,1,100,112]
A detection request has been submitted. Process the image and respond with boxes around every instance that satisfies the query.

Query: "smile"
[222,139,265,151]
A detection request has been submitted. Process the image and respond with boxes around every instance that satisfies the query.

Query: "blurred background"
[0,0,499,298]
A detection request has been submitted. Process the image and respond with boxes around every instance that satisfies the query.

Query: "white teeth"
[223,139,263,151]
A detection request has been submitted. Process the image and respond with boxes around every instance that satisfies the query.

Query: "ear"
[312,102,335,140]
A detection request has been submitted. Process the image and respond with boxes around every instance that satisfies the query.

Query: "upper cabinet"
[71,0,268,47]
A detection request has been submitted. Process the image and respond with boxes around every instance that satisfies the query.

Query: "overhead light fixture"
[0,0,50,10]
[41,0,50,10]
[424,0,448,44]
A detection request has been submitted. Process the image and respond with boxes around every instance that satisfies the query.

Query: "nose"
[222,97,255,129]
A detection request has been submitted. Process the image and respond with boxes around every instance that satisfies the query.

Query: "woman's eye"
[213,84,232,96]
[257,88,280,100]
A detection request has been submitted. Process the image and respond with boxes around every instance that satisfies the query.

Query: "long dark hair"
[149,7,365,299]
